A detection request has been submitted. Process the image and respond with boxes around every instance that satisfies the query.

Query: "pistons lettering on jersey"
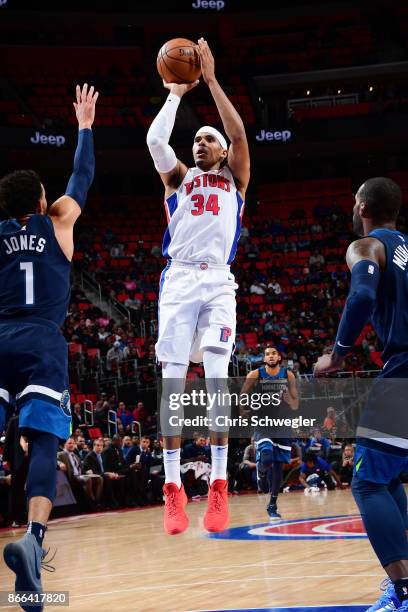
[219,326,232,342]
[185,173,231,195]
[3,234,46,255]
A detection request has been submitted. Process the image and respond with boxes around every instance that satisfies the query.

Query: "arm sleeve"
[146,93,180,173]
[334,259,380,357]
[65,128,95,210]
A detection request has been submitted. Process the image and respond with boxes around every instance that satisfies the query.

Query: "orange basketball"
[157,38,201,84]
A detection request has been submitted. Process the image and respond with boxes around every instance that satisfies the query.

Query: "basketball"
[157,38,201,84]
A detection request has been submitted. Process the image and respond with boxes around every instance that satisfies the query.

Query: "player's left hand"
[313,353,344,376]
[74,83,99,130]
[197,38,215,84]
[282,390,294,407]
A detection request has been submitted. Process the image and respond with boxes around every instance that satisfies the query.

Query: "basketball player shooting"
[314,178,408,611]
[1,84,98,610]
[146,38,250,535]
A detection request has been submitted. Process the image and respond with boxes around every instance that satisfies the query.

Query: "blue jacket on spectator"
[182,442,211,462]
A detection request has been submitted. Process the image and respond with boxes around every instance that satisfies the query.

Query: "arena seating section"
[2,4,408,130]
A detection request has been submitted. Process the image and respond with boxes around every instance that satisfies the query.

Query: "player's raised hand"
[73,83,99,130]
[162,79,199,97]
[197,38,215,85]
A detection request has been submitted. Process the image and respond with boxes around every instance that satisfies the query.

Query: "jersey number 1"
[191,194,220,216]
[20,262,34,305]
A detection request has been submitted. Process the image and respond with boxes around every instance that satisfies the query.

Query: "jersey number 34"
[191,194,220,216]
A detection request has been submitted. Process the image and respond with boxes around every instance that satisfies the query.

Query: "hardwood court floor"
[0,488,393,612]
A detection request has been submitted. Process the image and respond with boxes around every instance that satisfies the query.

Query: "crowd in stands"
[69,189,408,384]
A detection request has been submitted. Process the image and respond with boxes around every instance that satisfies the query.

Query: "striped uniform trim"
[273,441,292,452]
[16,384,62,402]
[357,426,408,449]
[256,438,292,452]
[0,388,11,404]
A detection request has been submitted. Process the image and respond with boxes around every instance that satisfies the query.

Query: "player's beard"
[352,213,364,236]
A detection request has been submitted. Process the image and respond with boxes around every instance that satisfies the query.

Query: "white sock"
[210,444,228,485]
[164,448,181,488]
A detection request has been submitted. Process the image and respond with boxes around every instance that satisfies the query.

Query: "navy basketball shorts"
[255,438,292,464]
[354,353,408,484]
[0,319,71,441]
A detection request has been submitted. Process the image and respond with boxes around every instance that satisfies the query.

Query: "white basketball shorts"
[155,260,238,366]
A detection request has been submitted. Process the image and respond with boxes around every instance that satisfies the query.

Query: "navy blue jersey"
[369,228,408,363]
[253,365,292,441]
[258,365,288,391]
[0,215,71,327]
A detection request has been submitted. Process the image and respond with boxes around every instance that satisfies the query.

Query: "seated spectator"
[268,278,282,295]
[58,437,103,511]
[83,438,121,509]
[299,451,343,491]
[182,435,211,462]
[236,437,257,491]
[125,435,152,504]
[250,281,266,295]
[123,275,137,291]
[331,443,354,485]
[307,429,331,459]
[75,436,89,461]
[181,434,211,498]
[309,249,325,268]
[101,434,140,506]
[121,435,133,459]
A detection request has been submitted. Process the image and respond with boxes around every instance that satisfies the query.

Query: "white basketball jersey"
[162,166,244,265]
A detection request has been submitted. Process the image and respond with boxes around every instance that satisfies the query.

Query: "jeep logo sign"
[192,0,225,10]
[30,131,66,147]
[256,129,292,142]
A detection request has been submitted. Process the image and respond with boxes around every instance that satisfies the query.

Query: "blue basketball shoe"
[267,503,282,521]
[365,578,400,611]
[3,533,56,611]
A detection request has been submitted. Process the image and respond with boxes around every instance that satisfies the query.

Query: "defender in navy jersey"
[314,177,408,611]
[240,347,298,520]
[1,84,98,610]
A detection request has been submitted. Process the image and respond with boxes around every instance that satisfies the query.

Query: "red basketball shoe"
[203,479,230,532]
[163,483,189,535]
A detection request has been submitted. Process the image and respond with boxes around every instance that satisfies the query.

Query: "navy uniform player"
[241,347,298,520]
[314,177,408,612]
[1,83,98,610]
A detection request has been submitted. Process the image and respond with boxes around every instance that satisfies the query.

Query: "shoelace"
[210,491,223,513]
[166,493,178,518]
[41,548,57,573]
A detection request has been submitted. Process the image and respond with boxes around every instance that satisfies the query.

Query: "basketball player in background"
[1,84,98,610]
[314,178,408,611]
[240,347,298,520]
[146,38,250,535]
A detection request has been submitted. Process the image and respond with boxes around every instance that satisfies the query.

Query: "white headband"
[195,126,228,151]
